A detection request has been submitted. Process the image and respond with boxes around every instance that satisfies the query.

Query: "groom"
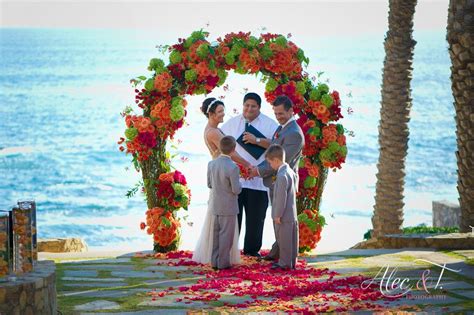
[249,95,305,261]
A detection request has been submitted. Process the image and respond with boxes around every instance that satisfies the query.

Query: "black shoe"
[262,255,276,261]
[212,266,218,271]
[271,263,289,270]
[245,252,262,258]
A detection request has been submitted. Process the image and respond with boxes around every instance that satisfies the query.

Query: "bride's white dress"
[192,128,241,265]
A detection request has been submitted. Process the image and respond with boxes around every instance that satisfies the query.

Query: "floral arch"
[118,30,347,253]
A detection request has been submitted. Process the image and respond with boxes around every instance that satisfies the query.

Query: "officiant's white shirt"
[221,113,278,191]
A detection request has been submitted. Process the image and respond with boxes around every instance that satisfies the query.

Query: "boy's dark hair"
[243,92,262,107]
[220,136,236,155]
[265,144,285,161]
[272,95,293,111]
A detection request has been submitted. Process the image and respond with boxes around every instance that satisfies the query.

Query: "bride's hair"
[201,97,224,118]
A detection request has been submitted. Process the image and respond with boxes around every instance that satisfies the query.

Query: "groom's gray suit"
[257,118,304,260]
[208,155,242,269]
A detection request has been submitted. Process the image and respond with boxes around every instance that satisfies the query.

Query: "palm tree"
[447,0,474,233]
[372,0,418,238]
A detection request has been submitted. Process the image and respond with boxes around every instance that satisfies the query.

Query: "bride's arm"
[208,130,251,168]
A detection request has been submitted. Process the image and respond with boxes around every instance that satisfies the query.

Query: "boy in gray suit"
[208,136,242,270]
[265,144,299,270]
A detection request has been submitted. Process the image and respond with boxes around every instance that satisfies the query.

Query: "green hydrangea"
[197,43,209,59]
[319,149,332,161]
[304,176,317,188]
[275,35,288,47]
[169,50,182,64]
[172,183,187,196]
[296,81,306,95]
[172,97,183,108]
[191,30,207,41]
[328,141,340,153]
[298,158,305,168]
[230,43,243,55]
[260,44,273,60]
[125,127,138,141]
[144,78,155,91]
[180,195,189,209]
[265,78,278,92]
[318,83,330,94]
[248,36,259,48]
[184,37,193,49]
[235,61,247,74]
[217,69,227,86]
[309,89,321,101]
[225,53,235,65]
[148,58,165,73]
[340,146,348,156]
[321,94,334,107]
[170,104,185,121]
[194,86,207,95]
[185,69,197,82]
[309,127,321,137]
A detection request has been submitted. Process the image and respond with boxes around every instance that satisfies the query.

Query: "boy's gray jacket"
[207,155,242,216]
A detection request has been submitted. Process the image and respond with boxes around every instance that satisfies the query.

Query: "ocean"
[0,28,457,252]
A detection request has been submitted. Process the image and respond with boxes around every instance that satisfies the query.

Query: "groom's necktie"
[273,125,283,140]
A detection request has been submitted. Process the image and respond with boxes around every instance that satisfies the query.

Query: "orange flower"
[337,135,346,146]
[159,172,174,183]
[308,166,319,178]
[154,72,173,92]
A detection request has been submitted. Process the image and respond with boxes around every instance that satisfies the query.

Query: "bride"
[192,97,251,265]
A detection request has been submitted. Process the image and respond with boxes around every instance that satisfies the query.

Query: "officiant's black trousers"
[237,188,269,255]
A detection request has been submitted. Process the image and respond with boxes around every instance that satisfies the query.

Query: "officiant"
[221,92,278,258]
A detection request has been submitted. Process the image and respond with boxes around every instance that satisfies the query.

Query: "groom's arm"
[257,159,275,179]
[282,132,304,164]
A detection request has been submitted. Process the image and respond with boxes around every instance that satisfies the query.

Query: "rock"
[432,200,460,228]
[38,238,88,253]
[110,271,165,279]
[74,300,120,311]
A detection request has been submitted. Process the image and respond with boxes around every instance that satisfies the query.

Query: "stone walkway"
[40,249,474,314]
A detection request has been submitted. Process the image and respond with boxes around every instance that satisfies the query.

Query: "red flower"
[140,222,146,230]
[173,170,187,185]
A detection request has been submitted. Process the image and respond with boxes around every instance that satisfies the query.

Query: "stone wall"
[0,260,56,315]
[432,200,461,227]
[38,238,88,253]
[353,233,474,249]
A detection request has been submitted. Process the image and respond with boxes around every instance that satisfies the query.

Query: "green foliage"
[275,35,288,47]
[126,181,143,199]
[161,216,171,227]
[144,78,154,91]
[363,224,460,240]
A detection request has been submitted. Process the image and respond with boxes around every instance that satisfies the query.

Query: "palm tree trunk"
[447,0,474,233]
[372,0,417,238]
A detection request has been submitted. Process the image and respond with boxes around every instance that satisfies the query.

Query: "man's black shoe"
[245,252,262,258]
[262,255,275,261]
